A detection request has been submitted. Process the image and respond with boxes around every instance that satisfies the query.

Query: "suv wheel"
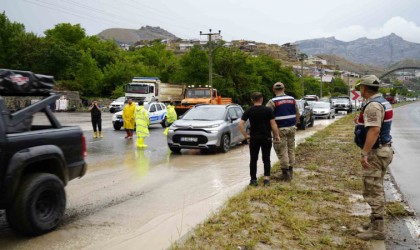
[219,134,230,153]
[308,116,314,127]
[6,173,66,236]
[169,146,181,153]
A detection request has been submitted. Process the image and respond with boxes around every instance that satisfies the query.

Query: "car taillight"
[82,135,87,158]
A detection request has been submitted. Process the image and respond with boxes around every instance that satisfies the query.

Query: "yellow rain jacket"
[122,103,136,130]
[135,105,150,138]
[166,105,177,124]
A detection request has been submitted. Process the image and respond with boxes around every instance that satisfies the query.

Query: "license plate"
[180,137,198,142]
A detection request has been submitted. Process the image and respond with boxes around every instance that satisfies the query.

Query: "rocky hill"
[317,54,385,76]
[98,26,178,45]
[296,33,420,67]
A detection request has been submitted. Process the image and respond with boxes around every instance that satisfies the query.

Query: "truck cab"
[175,85,232,115]
[125,77,159,103]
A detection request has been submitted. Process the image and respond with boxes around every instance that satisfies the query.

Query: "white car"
[112,102,168,130]
[108,97,126,113]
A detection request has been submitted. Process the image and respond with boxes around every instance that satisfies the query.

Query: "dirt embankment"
[173,114,412,249]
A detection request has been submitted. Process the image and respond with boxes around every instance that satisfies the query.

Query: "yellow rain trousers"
[135,105,150,148]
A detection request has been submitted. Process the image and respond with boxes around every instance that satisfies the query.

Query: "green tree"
[175,45,208,84]
[74,50,103,95]
[136,43,179,82]
[0,12,26,67]
[79,36,121,69]
[44,23,86,45]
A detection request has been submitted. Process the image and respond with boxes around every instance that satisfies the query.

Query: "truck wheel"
[7,173,66,236]
[113,124,121,130]
[219,134,230,153]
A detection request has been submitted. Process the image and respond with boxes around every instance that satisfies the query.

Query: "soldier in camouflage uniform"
[354,75,394,241]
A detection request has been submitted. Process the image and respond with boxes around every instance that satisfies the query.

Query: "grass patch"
[386,201,413,217]
[174,106,412,249]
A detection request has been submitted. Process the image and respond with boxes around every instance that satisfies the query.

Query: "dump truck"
[125,77,185,104]
[175,85,232,115]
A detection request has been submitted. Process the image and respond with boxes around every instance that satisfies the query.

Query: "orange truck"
[175,85,232,115]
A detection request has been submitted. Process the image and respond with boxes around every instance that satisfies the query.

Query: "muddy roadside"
[172,113,420,249]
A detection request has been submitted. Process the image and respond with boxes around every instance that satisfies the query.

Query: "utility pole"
[200,29,221,89]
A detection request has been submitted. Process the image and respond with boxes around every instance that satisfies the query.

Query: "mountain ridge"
[97,26,179,45]
[296,33,420,67]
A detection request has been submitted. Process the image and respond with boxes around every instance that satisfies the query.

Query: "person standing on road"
[239,92,280,186]
[354,75,393,241]
[266,82,300,182]
[163,101,177,136]
[135,100,150,148]
[122,99,136,139]
[89,100,102,138]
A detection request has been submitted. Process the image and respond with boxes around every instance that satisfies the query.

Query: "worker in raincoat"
[122,99,136,139]
[135,100,150,148]
[163,102,178,135]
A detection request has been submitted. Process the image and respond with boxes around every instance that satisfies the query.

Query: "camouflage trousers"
[273,126,296,169]
[362,146,394,218]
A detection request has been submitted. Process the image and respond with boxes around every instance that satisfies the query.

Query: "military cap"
[273,82,285,89]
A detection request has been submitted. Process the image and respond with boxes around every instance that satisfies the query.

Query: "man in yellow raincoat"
[163,102,178,135]
[122,99,136,139]
[135,100,150,148]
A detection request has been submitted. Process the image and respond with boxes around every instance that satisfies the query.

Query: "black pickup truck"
[0,69,87,236]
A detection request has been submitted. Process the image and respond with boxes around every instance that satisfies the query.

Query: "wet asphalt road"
[389,102,420,214]
[0,112,344,250]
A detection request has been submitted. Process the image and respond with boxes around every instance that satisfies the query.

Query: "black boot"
[289,166,293,179]
[279,168,291,182]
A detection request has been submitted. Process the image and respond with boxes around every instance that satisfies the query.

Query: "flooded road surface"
[0,112,344,250]
[388,102,420,214]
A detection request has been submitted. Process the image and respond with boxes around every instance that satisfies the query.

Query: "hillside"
[296,33,420,67]
[98,26,179,45]
[317,54,385,76]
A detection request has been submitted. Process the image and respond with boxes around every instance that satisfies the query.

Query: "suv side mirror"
[231,115,238,122]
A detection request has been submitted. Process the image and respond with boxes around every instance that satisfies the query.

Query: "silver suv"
[167,104,247,153]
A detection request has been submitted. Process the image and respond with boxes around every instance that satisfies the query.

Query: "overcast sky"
[2,0,420,44]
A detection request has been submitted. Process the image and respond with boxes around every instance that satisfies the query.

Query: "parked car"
[167,104,247,153]
[303,95,320,102]
[334,97,353,114]
[312,101,335,119]
[112,101,168,130]
[296,100,315,130]
[108,96,126,113]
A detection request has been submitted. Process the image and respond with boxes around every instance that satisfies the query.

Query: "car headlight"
[208,123,222,128]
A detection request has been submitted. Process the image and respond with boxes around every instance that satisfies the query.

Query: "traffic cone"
[137,137,148,148]
[93,131,97,138]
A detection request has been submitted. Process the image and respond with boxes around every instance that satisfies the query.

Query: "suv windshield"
[183,106,226,120]
[115,97,126,102]
[336,98,349,104]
